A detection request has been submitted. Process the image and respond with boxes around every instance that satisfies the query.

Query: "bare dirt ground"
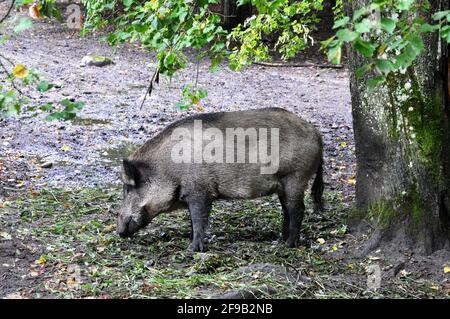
[0,13,449,299]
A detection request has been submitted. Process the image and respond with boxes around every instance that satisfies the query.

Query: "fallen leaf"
[29,270,41,277]
[317,238,325,245]
[430,285,440,290]
[444,265,450,273]
[399,269,411,277]
[4,292,27,299]
[63,203,74,209]
[35,255,47,266]
[60,144,70,152]
[347,177,356,185]
[105,224,115,232]
[97,246,106,253]
[28,3,42,19]
[331,245,338,251]
[67,277,79,289]
[0,232,12,240]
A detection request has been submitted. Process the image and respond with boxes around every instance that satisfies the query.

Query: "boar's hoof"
[191,239,205,252]
[286,238,298,248]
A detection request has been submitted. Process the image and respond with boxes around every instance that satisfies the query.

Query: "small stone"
[145,260,155,268]
[40,161,53,169]
[80,55,114,67]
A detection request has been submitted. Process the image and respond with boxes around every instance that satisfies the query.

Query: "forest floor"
[0,12,449,299]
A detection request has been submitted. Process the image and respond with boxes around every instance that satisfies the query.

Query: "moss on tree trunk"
[347,0,450,254]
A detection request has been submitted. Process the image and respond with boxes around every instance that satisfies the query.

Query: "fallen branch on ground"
[253,61,344,69]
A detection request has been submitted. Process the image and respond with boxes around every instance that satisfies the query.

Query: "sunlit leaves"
[83,0,226,107]
[228,0,323,68]
[176,84,208,110]
[45,99,85,121]
[323,0,450,92]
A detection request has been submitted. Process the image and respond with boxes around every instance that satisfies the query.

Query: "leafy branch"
[0,0,85,119]
[322,0,450,91]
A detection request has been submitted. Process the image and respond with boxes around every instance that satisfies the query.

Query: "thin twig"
[0,56,30,98]
[194,59,200,88]
[0,0,15,25]
[139,67,159,110]
[211,12,237,18]
[0,53,15,66]
[253,61,344,69]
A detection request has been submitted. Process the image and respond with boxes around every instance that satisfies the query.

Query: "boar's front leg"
[280,177,307,248]
[284,197,305,248]
[187,197,212,252]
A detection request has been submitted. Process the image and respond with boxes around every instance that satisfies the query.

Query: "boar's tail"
[311,158,324,213]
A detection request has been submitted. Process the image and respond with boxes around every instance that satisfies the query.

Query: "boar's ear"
[122,159,141,186]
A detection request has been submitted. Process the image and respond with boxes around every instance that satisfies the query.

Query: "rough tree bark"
[347,0,450,254]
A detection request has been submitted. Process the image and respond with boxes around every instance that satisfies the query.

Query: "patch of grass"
[2,188,446,299]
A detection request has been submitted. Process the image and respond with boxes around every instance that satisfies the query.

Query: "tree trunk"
[222,0,253,30]
[347,0,450,254]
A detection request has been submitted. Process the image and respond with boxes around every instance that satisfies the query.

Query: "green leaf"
[336,29,358,42]
[354,38,376,58]
[40,103,54,111]
[355,19,371,33]
[432,10,450,21]
[37,81,53,92]
[123,0,133,7]
[375,59,395,75]
[397,0,414,11]
[14,17,33,33]
[441,25,450,43]
[408,35,424,54]
[333,17,350,29]
[419,23,440,33]
[380,18,396,34]
[327,45,342,65]
[355,64,371,78]
[198,89,208,98]
[367,76,385,92]
[353,7,368,22]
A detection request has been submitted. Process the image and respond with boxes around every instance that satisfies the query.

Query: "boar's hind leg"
[187,198,212,252]
[280,177,307,248]
[277,193,290,241]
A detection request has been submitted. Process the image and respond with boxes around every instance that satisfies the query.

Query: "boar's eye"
[123,184,134,195]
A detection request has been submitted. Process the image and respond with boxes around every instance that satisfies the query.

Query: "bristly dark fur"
[118,107,324,251]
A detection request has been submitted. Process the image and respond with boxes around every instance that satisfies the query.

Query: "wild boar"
[117,107,323,251]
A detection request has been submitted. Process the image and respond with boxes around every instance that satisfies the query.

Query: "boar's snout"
[117,215,140,238]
